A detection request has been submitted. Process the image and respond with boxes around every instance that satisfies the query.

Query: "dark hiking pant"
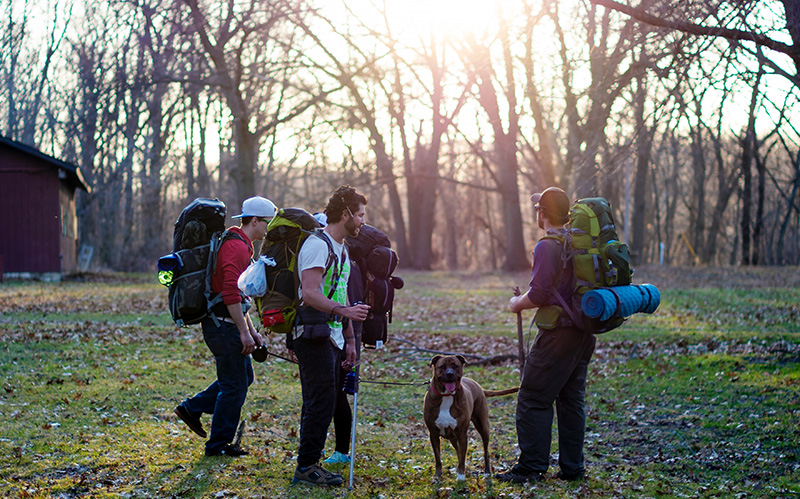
[293,334,341,468]
[183,319,254,454]
[513,326,596,477]
[331,323,361,454]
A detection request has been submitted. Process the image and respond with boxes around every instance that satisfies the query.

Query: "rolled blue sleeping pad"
[581,284,661,322]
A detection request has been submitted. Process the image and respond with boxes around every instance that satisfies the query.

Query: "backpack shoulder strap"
[538,232,585,329]
[539,232,573,269]
[206,230,249,326]
[305,229,341,300]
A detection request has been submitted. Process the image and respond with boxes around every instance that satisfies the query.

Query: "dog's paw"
[457,473,466,481]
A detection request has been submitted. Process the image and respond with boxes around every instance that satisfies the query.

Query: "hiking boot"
[556,470,585,481]
[205,444,249,457]
[494,469,545,484]
[174,405,206,438]
[292,463,344,486]
[322,451,350,464]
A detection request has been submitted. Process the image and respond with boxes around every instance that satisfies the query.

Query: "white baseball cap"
[313,212,327,227]
[231,196,277,219]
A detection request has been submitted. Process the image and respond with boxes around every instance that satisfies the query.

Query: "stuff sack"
[257,208,337,334]
[158,198,242,327]
[346,224,402,348]
[544,197,633,334]
[568,198,632,293]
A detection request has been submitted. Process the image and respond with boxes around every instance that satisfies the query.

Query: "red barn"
[0,136,91,280]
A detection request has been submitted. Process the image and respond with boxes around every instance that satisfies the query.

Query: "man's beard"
[345,217,360,237]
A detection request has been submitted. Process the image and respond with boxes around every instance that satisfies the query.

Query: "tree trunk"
[776,154,800,264]
[690,118,707,262]
[752,144,766,264]
[496,135,530,271]
[467,36,529,271]
[407,143,439,269]
[740,130,753,265]
[701,134,738,264]
[631,74,652,266]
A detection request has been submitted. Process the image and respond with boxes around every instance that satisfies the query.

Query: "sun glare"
[384,0,517,41]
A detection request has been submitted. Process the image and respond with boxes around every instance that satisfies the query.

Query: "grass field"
[1,266,798,498]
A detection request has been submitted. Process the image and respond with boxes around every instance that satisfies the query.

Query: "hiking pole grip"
[513,286,525,378]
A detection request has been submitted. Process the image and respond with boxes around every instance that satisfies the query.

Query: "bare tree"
[775,134,800,263]
[1,0,72,144]
[460,25,531,271]
[630,67,654,265]
[180,0,317,213]
[553,0,642,198]
[589,0,800,85]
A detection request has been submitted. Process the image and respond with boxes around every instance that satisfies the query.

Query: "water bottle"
[343,370,358,395]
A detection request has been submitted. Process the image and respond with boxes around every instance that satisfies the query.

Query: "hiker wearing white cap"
[175,196,276,457]
[496,186,595,485]
[231,196,277,220]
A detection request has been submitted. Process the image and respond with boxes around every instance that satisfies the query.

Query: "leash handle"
[513,286,525,377]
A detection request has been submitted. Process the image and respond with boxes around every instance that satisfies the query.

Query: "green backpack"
[256,208,338,334]
[542,197,633,333]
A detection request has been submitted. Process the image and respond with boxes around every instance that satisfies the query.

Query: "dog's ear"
[430,355,442,367]
[456,355,467,366]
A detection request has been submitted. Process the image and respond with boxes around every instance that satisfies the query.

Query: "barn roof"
[0,135,91,193]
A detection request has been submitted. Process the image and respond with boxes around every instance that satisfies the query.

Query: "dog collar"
[430,380,461,397]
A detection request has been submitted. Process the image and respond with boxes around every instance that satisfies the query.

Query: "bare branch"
[589,0,800,68]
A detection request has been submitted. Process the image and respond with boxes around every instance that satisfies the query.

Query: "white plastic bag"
[237,256,276,297]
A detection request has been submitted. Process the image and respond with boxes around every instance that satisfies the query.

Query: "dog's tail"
[483,387,519,398]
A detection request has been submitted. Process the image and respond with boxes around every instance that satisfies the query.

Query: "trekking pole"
[343,367,359,489]
[513,286,525,379]
[232,419,246,448]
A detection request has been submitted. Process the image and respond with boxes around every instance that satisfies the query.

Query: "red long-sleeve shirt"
[211,226,253,306]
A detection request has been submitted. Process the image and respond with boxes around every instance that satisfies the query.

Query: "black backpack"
[347,224,402,348]
[158,198,244,327]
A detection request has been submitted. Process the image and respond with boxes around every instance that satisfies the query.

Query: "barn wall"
[0,145,62,273]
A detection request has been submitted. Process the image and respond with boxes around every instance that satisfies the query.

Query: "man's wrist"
[331,305,344,315]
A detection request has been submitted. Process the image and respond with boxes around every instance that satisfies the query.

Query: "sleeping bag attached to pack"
[347,224,403,348]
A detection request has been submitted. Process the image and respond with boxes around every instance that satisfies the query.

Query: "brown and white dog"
[423,354,519,481]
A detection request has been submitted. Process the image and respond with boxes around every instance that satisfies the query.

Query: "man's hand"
[509,293,534,314]
[239,329,256,355]
[345,341,357,366]
[341,303,370,322]
[246,316,263,347]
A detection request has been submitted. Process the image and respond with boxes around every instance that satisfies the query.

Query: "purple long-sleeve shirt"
[526,230,574,307]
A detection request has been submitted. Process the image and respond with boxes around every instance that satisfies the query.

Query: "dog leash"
[360,379,429,387]
[255,348,429,386]
[257,347,298,364]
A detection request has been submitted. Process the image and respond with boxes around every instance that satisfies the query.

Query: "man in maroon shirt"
[175,196,275,457]
[496,187,595,484]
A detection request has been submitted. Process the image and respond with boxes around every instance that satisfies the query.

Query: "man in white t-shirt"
[290,185,371,487]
